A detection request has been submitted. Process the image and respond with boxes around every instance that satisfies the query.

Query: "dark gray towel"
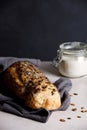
[0,57,72,123]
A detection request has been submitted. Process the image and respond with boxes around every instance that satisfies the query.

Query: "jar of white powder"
[53,42,87,78]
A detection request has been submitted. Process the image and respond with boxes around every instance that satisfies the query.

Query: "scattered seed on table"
[73,93,78,95]
[81,110,85,113]
[70,103,75,106]
[59,119,66,122]
[81,109,87,112]
[69,94,73,96]
[72,108,77,111]
[81,107,85,109]
[77,116,81,118]
[67,117,71,120]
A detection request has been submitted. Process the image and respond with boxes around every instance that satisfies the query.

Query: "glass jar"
[53,42,87,78]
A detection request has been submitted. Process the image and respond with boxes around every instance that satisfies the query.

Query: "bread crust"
[2,61,61,110]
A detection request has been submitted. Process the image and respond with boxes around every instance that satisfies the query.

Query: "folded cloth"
[0,57,72,123]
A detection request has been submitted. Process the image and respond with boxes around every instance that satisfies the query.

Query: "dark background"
[0,0,87,60]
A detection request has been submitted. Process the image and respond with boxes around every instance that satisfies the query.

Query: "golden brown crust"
[2,61,61,110]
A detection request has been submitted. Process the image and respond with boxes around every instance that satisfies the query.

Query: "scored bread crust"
[2,61,61,110]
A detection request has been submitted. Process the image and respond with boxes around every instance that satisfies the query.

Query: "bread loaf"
[2,61,61,110]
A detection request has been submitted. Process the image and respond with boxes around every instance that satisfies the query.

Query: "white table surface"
[0,61,87,130]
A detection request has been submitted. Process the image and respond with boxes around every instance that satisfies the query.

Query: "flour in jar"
[58,56,87,77]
